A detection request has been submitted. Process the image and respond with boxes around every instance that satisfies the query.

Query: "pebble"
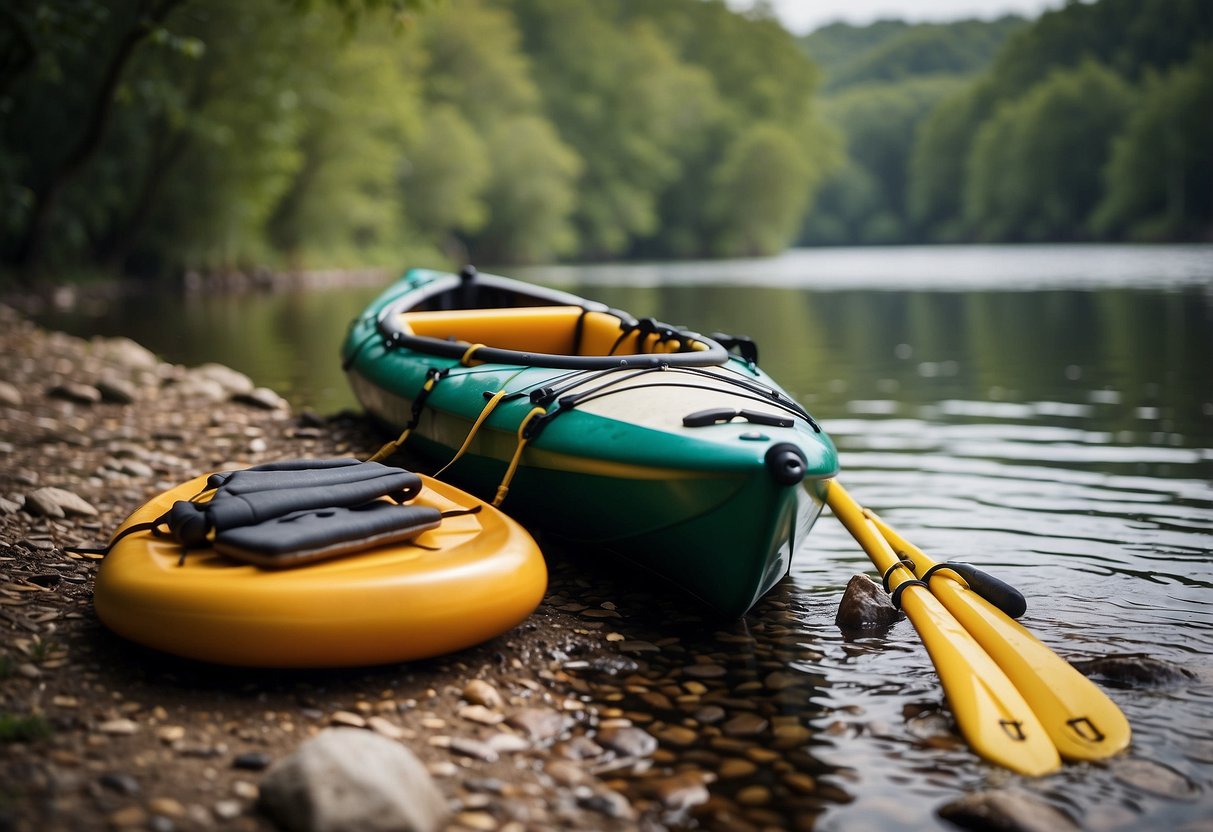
[156,725,186,744]
[485,732,531,754]
[650,772,711,811]
[595,725,657,758]
[546,760,591,786]
[449,737,499,763]
[454,810,498,831]
[48,382,101,405]
[683,663,727,679]
[463,679,505,709]
[98,718,139,735]
[505,708,566,742]
[0,380,22,406]
[96,377,138,404]
[577,789,634,820]
[367,715,406,740]
[237,387,288,410]
[654,725,698,747]
[329,710,367,728]
[719,758,757,779]
[736,785,771,806]
[213,800,243,821]
[24,486,97,518]
[99,772,141,796]
[459,704,505,725]
[232,751,273,771]
[107,805,148,828]
[722,713,768,738]
[147,797,186,818]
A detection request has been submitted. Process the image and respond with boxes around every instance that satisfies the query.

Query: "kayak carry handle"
[922,561,1028,619]
[683,407,794,428]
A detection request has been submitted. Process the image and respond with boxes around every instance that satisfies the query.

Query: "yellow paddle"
[864,508,1132,762]
[826,481,1061,775]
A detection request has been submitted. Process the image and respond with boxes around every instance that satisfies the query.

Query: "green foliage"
[0,712,52,743]
[1092,48,1213,241]
[804,18,1028,92]
[2,0,838,277]
[708,123,813,256]
[906,0,1213,244]
[964,60,1135,241]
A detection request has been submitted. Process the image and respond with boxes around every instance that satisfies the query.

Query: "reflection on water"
[36,245,1213,828]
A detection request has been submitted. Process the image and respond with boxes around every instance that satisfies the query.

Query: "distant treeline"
[1,0,1209,284]
[1,0,831,280]
[800,0,1213,245]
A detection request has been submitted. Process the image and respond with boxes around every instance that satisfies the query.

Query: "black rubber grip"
[927,562,1028,619]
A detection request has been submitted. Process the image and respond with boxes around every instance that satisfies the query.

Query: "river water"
[40,244,1213,829]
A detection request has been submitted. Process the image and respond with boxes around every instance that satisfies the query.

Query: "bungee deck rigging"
[343,265,840,618]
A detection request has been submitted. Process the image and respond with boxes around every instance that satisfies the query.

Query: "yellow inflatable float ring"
[94,473,547,667]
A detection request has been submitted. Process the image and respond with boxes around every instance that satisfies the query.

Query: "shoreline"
[0,304,832,831]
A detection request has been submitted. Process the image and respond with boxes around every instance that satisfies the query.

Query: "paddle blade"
[825,482,1061,775]
[899,587,1062,776]
[869,513,1132,762]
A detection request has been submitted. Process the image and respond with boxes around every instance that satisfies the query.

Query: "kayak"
[342,266,839,617]
[94,472,547,667]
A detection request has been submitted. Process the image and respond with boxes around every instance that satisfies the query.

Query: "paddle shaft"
[865,510,1131,762]
[825,481,1060,775]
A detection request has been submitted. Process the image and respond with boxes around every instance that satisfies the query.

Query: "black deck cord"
[677,366,817,428]
[535,361,816,429]
[558,379,816,429]
[528,366,656,407]
[532,366,665,408]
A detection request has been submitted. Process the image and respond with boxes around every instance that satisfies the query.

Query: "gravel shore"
[0,304,839,832]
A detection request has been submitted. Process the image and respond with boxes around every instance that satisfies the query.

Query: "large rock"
[835,574,903,629]
[938,789,1079,832]
[1070,654,1195,689]
[258,728,449,832]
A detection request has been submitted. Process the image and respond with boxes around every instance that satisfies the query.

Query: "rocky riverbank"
[3,304,1192,832]
[0,305,860,832]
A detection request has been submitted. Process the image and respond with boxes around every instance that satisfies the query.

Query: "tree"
[963,60,1134,241]
[1093,48,1213,240]
[707,123,813,256]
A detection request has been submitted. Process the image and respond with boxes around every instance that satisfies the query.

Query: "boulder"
[258,728,448,832]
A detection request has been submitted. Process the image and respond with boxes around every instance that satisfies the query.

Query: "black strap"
[881,558,916,593]
[890,579,928,611]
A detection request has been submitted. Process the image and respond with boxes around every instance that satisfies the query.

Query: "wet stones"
[47,382,102,405]
[0,380,23,407]
[462,679,505,710]
[595,725,657,758]
[505,708,567,743]
[835,574,903,629]
[1112,759,1201,800]
[258,728,449,832]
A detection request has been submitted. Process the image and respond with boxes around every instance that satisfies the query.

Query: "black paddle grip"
[931,562,1028,619]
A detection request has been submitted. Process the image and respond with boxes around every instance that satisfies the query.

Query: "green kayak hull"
[342,268,838,617]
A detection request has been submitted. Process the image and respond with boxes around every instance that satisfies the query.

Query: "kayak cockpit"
[375,269,731,370]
